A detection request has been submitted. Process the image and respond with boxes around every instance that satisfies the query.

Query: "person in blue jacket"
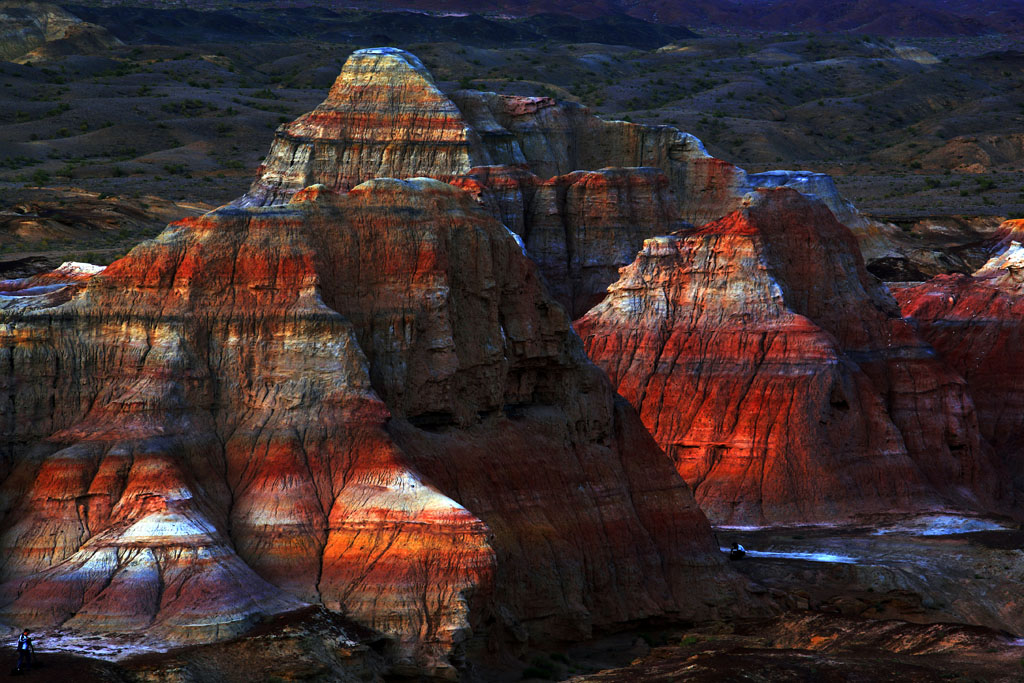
[15,629,34,673]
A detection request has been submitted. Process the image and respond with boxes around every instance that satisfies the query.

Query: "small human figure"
[729,542,746,560]
[15,629,34,673]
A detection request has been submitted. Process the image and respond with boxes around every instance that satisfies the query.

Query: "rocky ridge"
[0,1,118,63]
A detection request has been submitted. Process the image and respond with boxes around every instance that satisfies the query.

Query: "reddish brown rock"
[898,243,1024,504]
[0,178,739,672]
[990,218,1024,253]
[577,189,1010,525]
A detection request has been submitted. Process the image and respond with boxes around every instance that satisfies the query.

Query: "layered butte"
[576,189,1011,525]
[0,177,736,673]
[242,47,876,318]
[898,242,1024,505]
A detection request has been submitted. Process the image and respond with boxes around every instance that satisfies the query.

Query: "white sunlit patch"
[505,226,528,256]
[716,521,841,531]
[977,241,1024,276]
[55,262,105,277]
[33,631,174,661]
[121,511,215,541]
[721,547,859,564]
[872,515,1011,536]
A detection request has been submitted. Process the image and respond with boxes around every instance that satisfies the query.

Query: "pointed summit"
[242,47,482,206]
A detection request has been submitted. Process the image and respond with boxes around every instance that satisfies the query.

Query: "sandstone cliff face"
[898,243,1024,505]
[0,178,734,672]
[243,47,877,318]
[577,189,1010,525]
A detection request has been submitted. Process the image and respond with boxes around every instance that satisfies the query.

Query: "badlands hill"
[1,44,1022,681]
[0,48,751,678]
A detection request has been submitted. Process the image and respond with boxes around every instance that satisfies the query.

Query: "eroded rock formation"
[243,47,876,318]
[4,43,1002,677]
[576,189,1010,525]
[898,242,1024,503]
[0,178,736,673]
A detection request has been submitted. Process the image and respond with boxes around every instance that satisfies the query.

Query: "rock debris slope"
[576,189,1011,525]
[0,177,737,673]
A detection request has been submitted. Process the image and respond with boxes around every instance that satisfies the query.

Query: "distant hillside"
[331,0,1022,36]
[65,4,696,47]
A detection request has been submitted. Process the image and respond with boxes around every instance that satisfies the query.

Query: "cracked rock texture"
[0,178,736,673]
[576,189,1011,525]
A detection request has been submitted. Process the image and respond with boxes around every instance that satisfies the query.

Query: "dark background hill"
[65,5,696,48]
[78,0,1024,37]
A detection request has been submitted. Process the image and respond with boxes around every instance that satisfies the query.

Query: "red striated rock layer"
[0,178,738,672]
[577,189,1011,525]
[897,243,1024,504]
